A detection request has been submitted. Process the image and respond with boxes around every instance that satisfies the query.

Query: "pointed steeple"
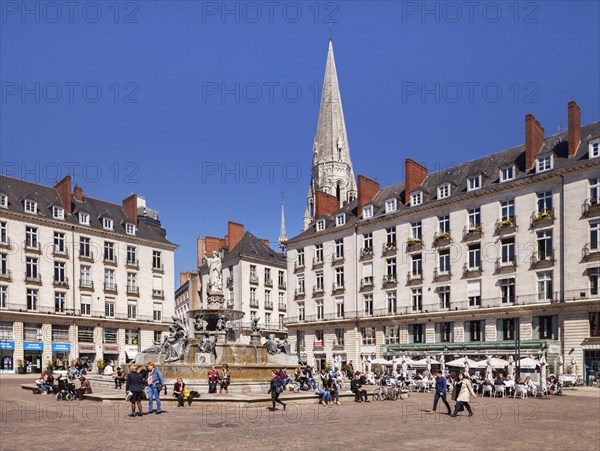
[304,39,357,229]
[278,193,287,251]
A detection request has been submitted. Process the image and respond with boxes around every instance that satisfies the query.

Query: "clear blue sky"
[1,1,599,284]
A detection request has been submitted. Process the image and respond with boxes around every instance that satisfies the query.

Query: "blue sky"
[1,1,599,283]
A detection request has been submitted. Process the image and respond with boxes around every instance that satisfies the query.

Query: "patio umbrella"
[518,357,540,369]
[485,355,494,381]
[477,357,509,370]
[557,355,564,378]
[507,355,514,378]
[446,357,478,368]
[412,357,439,368]
[540,354,547,390]
[371,358,392,365]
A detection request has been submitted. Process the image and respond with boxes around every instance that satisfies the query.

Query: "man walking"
[428,370,451,415]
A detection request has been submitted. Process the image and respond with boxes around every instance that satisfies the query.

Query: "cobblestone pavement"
[1,375,599,451]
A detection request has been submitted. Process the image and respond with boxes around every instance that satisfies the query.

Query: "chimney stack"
[568,100,581,158]
[197,237,206,269]
[123,194,138,224]
[54,176,72,214]
[525,114,545,170]
[357,175,380,216]
[315,190,339,219]
[404,159,427,204]
[73,185,84,201]
[227,222,245,251]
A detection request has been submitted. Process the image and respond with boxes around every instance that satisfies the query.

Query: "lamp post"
[515,318,521,380]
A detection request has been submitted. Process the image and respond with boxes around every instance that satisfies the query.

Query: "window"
[1,253,7,276]
[250,265,257,278]
[105,300,115,318]
[26,257,38,279]
[79,212,90,225]
[437,184,450,199]
[411,288,422,312]
[54,262,66,283]
[335,214,346,227]
[500,166,515,182]
[278,292,284,307]
[52,325,69,342]
[53,232,65,253]
[468,244,481,269]
[467,280,481,307]
[384,326,400,344]
[468,208,481,229]
[265,290,271,306]
[501,237,516,264]
[278,270,285,287]
[24,199,37,214]
[104,328,118,344]
[363,233,373,251]
[315,244,323,263]
[125,329,139,345]
[335,239,344,259]
[387,291,397,314]
[80,237,91,258]
[297,249,304,267]
[590,312,600,337]
[386,258,396,277]
[127,302,137,319]
[296,330,305,349]
[264,268,271,283]
[80,295,91,315]
[0,195,6,208]
[104,269,115,290]
[498,318,517,340]
[335,297,344,318]
[153,251,162,270]
[102,217,113,230]
[590,140,600,159]
[500,278,515,303]
[127,273,137,292]
[104,241,115,262]
[363,205,373,219]
[297,302,305,322]
[410,192,422,206]
[467,175,481,191]
[316,219,326,232]
[25,226,38,248]
[537,191,553,213]
[126,246,137,265]
[0,286,6,309]
[536,230,553,260]
[385,198,397,213]
[335,267,344,289]
[438,215,450,233]
[436,322,454,343]
[536,155,553,172]
[537,271,553,300]
[591,221,600,250]
[335,329,345,346]
[590,178,600,202]
[438,250,450,273]
[153,304,162,322]
[411,254,422,276]
[501,200,515,221]
[54,292,65,313]
[590,268,599,296]
[78,326,94,343]
[408,324,424,343]
[265,313,271,326]
[0,222,6,244]
[125,223,136,235]
[315,271,324,291]
[466,320,485,342]
[533,315,558,340]
[360,327,376,345]
[250,287,257,303]
[364,294,373,316]
[438,286,450,309]
[80,266,91,287]
[411,222,422,240]
[27,288,38,311]
[52,206,64,220]
[296,276,304,295]
[386,227,396,245]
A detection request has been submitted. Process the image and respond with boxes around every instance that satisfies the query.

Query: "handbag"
[154,382,163,391]
[276,384,284,394]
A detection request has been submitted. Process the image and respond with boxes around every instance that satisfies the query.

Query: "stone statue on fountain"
[205,251,223,294]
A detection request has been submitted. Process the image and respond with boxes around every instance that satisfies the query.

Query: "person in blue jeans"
[428,370,451,415]
[146,362,165,414]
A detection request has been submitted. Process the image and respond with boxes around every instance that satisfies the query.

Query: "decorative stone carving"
[205,251,223,294]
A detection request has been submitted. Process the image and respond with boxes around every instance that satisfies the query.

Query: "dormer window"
[500,166,515,183]
[363,205,373,219]
[103,218,114,230]
[536,155,553,172]
[437,184,450,199]
[589,140,599,159]
[467,175,481,191]
[125,223,136,235]
[410,192,423,207]
[52,206,64,220]
[385,198,397,213]
[79,212,90,225]
[335,214,346,227]
[0,194,7,208]
[316,219,326,232]
[24,199,37,214]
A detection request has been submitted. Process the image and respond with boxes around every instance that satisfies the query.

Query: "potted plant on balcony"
[407,237,422,246]
[468,224,482,234]
[500,218,513,227]
[16,359,25,374]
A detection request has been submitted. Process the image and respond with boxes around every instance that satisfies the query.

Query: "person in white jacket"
[451,371,477,417]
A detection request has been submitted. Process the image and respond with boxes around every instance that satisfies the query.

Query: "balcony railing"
[360,247,373,259]
[104,282,118,293]
[294,261,304,272]
[312,257,324,268]
[463,225,482,241]
[495,216,518,235]
[249,274,259,285]
[265,300,273,310]
[495,258,517,273]
[52,246,69,259]
[313,286,324,296]
[152,289,164,299]
[406,239,423,253]
[152,264,165,274]
[25,274,42,284]
[462,263,482,278]
[331,255,344,266]
[278,302,287,311]
[24,241,41,253]
[582,198,600,217]
[433,268,451,281]
[79,251,94,262]
[406,271,422,285]
[126,286,140,296]
[249,299,259,308]
[294,288,305,299]
[79,279,94,290]
[530,208,555,227]
[582,243,600,261]
[103,255,118,266]
[278,280,287,290]
[530,250,555,268]
[264,278,273,287]
[0,270,12,282]
[126,259,139,270]
[382,274,397,286]
[433,232,452,247]
[360,277,373,290]
[382,242,397,255]
[53,277,69,288]
[332,282,345,293]
[0,237,11,249]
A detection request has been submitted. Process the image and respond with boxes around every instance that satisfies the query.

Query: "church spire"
[304,39,357,229]
[278,193,287,251]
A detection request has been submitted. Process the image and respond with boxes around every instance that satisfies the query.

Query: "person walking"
[428,370,451,415]
[126,365,145,417]
[267,369,287,411]
[146,362,165,414]
[451,371,477,417]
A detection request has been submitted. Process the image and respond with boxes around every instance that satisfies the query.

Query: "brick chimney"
[54,176,72,214]
[404,159,427,204]
[315,190,339,219]
[525,114,545,170]
[568,100,581,158]
[123,194,138,224]
[357,175,380,216]
[197,237,206,268]
[205,237,226,255]
[179,271,195,287]
[227,222,245,251]
[73,185,85,201]
[260,239,271,248]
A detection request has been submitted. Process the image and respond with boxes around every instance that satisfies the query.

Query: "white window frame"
[499,165,515,183]
[0,194,7,209]
[79,212,90,225]
[52,206,64,220]
[410,192,423,207]
[24,199,37,214]
[335,214,346,227]
[589,178,600,202]
[589,139,599,159]
[103,217,114,230]
[536,155,553,172]
[125,223,136,235]
[437,183,450,199]
[385,198,397,213]
[316,219,326,232]
[362,205,373,219]
[467,175,481,191]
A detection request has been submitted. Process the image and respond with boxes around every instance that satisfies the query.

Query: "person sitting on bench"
[350,373,369,402]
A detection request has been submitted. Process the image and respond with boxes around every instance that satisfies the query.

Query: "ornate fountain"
[135,251,297,387]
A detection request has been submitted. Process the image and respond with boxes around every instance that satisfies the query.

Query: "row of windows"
[248,265,285,284]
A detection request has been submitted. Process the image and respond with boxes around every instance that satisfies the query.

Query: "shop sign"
[23,342,44,351]
[51,343,71,352]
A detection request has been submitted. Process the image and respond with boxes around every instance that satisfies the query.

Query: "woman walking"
[220,364,231,394]
[125,365,144,417]
[268,369,286,411]
[451,371,477,417]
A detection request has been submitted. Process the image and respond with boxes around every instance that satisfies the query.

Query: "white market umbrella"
[518,357,540,370]
[446,357,478,369]
[413,357,439,368]
[476,357,509,369]
[371,358,392,366]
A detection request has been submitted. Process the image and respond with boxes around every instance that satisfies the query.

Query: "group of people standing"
[125,362,166,417]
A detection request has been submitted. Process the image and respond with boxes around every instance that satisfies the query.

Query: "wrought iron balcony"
[360,247,373,260]
[495,216,518,235]
[25,274,42,284]
[406,239,423,253]
[24,240,41,253]
[582,198,600,217]
[582,244,600,262]
[530,250,555,268]
[382,274,397,286]
[53,277,69,288]
[79,279,94,290]
[382,242,397,255]
[530,208,555,228]
[52,246,69,259]
[104,282,118,293]
[433,232,452,247]
[249,274,259,285]
[463,225,483,241]
[463,263,482,278]
[494,258,517,273]
[433,268,451,282]
[0,270,12,282]
[126,259,139,270]
[406,271,422,285]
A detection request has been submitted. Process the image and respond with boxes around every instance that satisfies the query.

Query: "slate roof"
[288,121,600,244]
[223,231,286,267]
[0,175,174,246]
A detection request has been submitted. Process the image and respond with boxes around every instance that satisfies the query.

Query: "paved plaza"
[0,375,598,451]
